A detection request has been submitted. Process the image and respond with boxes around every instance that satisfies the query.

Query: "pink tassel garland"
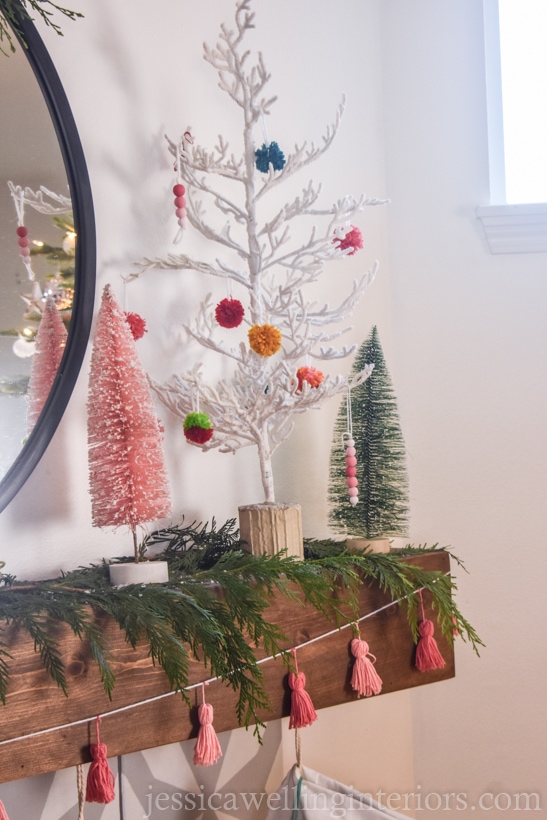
[415,591,446,672]
[86,717,116,804]
[0,799,9,819]
[288,651,317,729]
[350,636,383,697]
[193,686,222,766]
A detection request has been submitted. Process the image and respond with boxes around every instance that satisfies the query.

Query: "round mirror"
[0,2,95,511]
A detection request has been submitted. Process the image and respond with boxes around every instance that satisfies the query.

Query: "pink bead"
[16,226,28,237]
[346,477,358,488]
[178,218,186,227]
[174,196,186,208]
[349,496,358,506]
[345,446,356,456]
[176,207,187,218]
[20,247,30,257]
[173,183,186,196]
[348,487,358,497]
[345,456,357,467]
[345,466,356,477]
[18,237,30,247]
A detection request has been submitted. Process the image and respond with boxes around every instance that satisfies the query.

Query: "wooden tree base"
[238,503,304,558]
[0,552,453,783]
[346,538,391,554]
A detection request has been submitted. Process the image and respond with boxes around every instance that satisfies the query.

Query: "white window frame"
[476,0,547,253]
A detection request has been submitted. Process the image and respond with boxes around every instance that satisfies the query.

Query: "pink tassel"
[350,635,383,697]
[288,650,317,729]
[86,717,116,804]
[415,591,446,672]
[193,685,222,766]
[0,799,9,819]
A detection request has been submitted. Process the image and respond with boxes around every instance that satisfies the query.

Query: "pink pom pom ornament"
[333,225,364,256]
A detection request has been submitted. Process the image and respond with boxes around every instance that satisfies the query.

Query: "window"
[477,0,547,253]
[498,0,547,204]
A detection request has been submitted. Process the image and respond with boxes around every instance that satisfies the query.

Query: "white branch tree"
[140,0,386,503]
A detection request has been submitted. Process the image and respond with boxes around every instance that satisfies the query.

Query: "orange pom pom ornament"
[296,366,324,392]
[248,323,282,357]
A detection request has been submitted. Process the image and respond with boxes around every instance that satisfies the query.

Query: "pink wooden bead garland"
[345,438,359,506]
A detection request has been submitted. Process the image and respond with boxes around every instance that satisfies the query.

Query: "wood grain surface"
[0,551,454,782]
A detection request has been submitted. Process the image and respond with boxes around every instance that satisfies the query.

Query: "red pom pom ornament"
[124,311,147,340]
[215,298,245,328]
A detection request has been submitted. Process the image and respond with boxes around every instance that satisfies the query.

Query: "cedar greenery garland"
[0,519,481,735]
[0,0,82,54]
[329,326,410,539]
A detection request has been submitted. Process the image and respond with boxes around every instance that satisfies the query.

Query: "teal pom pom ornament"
[255,141,285,173]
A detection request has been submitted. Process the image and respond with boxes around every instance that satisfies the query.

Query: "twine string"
[76,763,85,820]
[0,581,443,749]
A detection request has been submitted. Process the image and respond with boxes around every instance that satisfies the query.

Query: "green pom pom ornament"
[183,412,214,444]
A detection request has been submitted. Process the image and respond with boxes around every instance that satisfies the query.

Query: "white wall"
[0,1,419,818]
[380,1,547,817]
[2,1,543,818]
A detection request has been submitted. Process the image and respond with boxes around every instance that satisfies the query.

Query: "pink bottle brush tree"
[87,285,171,560]
[27,295,67,431]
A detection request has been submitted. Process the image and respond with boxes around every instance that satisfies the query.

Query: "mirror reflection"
[0,38,72,479]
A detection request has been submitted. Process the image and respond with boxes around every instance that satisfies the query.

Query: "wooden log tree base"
[346,538,391,554]
[0,552,453,783]
[239,503,304,558]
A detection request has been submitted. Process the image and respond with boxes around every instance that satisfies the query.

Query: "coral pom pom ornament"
[296,366,324,392]
[124,311,148,340]
[333,225,364,256]
[248,323,282,357]
[183,412,214,444]
[215,297,245,328]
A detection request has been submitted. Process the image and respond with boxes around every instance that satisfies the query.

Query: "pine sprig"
[0,0,83,55]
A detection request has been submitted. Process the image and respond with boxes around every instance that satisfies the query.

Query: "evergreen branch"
[0,521,480,730]
[0,642,12,704]
[0,0,82,55]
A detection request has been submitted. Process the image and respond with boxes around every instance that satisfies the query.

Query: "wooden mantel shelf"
[0,551,453,783]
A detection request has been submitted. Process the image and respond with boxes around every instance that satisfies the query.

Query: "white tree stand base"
[109,561,169,587]
[239,504,303,558]
[346,538,391,554]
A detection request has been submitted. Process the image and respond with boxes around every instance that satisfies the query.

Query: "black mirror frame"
[0,2,96,512]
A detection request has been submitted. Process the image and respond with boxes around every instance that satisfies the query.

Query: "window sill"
[477,203,547,254]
